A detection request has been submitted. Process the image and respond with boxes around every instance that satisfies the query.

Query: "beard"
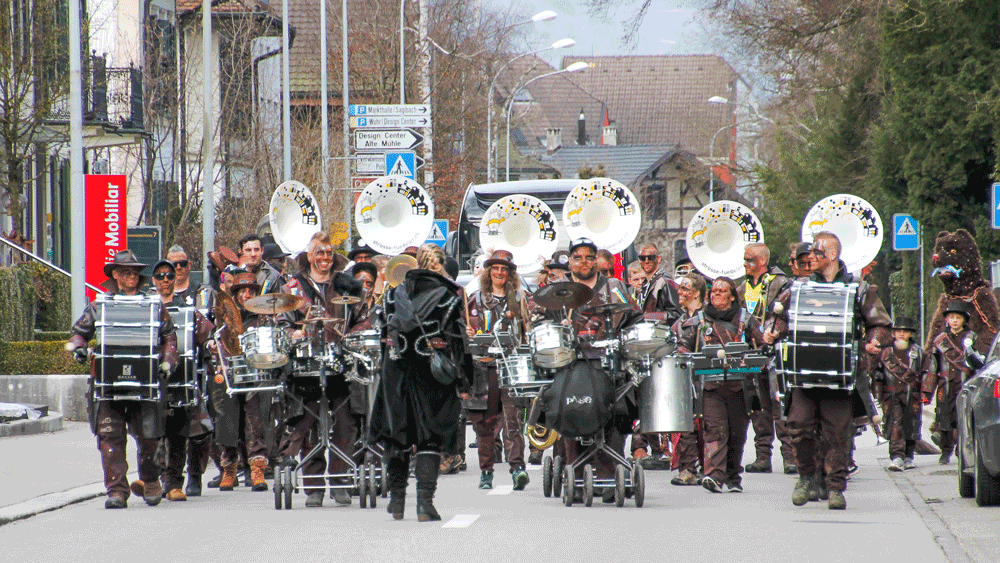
[574,268,597,281]
[894,340,909,350]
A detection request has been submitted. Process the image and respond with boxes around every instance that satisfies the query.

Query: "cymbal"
[534,281,594,310]
[582,302,631,316]
[294,317,341,326]
[328,295,361,306]
[244,293,304,315]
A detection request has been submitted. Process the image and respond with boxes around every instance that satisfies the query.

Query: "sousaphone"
[355,176,434,256]
[562,177,642,254]
[801,194,883,272]
[685,200,764,279]
[479,194,558,274]
[268,180,323,255]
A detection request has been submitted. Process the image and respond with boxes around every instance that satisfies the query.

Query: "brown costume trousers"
[702,382,750,486]
[220,392,270,466]
[95,401,160,498]
[750,373,794,465]
[882,390,920,460]
[467,388,525,472]
[279,391,358,491]
[676,420,703,473]
[787,388,853,491]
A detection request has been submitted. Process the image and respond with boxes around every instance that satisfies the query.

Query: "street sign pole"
[893,213,923,342]
[992,182,1000,229]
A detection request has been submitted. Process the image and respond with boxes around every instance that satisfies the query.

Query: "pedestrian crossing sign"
[992,182,1000,229]
[385,151,416,180]
[425,220,448,248]
[892,213,919,251]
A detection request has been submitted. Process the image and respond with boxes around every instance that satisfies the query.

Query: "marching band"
[63,178,991,518]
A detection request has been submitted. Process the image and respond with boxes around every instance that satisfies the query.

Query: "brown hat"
[483,249,516,271]
[103,249,148,279]
[207,246,239,272]
[230,272,261,294]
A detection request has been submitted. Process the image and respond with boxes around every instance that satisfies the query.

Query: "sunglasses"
[153,271,176,281]
[638,255,657,262]
[172,260,190,268]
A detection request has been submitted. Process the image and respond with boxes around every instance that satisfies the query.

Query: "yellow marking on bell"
[808,219,827,229]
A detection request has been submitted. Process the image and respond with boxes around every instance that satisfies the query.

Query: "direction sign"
[350,115,431,129]
[351,176,379,192]
[355,129,423,151]
[426,219,448,248]
[354,154,386,175]
[892,213,920,251]
[349,104,431,117]
[992,182,1000,229]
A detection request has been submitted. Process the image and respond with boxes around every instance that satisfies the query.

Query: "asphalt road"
[3,424,992,563]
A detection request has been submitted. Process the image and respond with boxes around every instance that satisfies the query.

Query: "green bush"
[0,263,73,342]
[0,341,89,375]
[34,331,72,342]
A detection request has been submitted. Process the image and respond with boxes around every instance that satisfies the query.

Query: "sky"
[488,0,719,67]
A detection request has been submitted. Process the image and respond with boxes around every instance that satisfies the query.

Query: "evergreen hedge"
[0,341,88,375]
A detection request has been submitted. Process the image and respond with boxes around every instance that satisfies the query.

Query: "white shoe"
[903,458,916,470]
[887,457,904,472]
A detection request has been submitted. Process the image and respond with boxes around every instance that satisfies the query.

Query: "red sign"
[85,175,128,296]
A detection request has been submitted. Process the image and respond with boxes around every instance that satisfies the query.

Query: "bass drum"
[638,355,693,433]
[774,280,858,390]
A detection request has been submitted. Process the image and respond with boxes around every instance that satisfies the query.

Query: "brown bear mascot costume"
[925,229,999,356]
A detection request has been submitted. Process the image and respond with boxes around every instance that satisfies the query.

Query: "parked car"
[956,335,1000,506]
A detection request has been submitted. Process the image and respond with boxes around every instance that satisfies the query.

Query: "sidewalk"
[0,421,104,508]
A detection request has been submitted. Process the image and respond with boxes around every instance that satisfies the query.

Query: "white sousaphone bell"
[268,180,323,255]
[355,175,435,256]
[562,177,642,254]
[685,200,764,279]
[479,194,559,274]
[801,193,883,273]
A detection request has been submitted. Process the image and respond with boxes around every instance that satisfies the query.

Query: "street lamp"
[505,61,589,181]
[486,36,574,182]
[706,96,774,203]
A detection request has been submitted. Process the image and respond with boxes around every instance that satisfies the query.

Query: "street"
[1,414,997,563]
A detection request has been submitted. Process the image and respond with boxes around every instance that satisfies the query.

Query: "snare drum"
[93,295,162,402]
[621,321,672,359]
[499,354,553,398]
[344,329,380,354]
[529,322,575,369]
[290,338,324,377]
[774,281,859,390]
[240,326,290,369]
[223,354,279,391]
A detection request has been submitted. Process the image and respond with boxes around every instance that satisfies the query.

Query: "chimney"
[602,121,617,146]
[577,108,586,146]
[546,127,562,153]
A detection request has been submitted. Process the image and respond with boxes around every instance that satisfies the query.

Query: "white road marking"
[442,514,480,528]
[487,485,513,496]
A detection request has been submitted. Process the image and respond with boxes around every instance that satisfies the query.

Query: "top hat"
[348,238,378,261]
[892,316,918,332]
[230,272,262,294]
[547,253,571,272]
[943,301,971,321]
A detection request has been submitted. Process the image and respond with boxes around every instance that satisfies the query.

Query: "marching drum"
[240,326,290,369]
[499,354,554,397]
[222,354,278,391]
[638,355,693,433]
[530,322,575,369]
[92,295,163,402]
[166,306,199,407]
[621,321,672,359]
[344,329,380,355]
[774,281,859,390]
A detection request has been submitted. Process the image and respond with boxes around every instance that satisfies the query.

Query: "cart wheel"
[274,473,283,510]
[614,465,626,508]
[633,463,645,508]
[562,465,574,507]
[282,466,293,509]
[358,465,368,509]
[542,456,554,498]
[380,456,389,498]
[368,463,378,509]
[583,464,594,507]
[553,456,564,497]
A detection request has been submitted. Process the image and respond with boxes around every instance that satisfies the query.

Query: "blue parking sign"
[892,214,919,251]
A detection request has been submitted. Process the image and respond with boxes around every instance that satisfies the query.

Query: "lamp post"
[505,61,589,181]
[706,96,774,203]
[487,38,574,183]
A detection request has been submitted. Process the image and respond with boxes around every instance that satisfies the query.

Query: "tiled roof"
[178,0,281,18]
[559,55,738,157]
[537,145,683,187]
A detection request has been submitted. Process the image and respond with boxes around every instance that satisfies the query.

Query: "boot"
[143,480,163,506]
[185,474,202,497]
[828,489,847,510]
[249,457,269,492]
[414,451,442,522]
[386,452,409,520]
[745,459,772,473]
[207,473,223,488]
[792,476,811,506]
[218,463,238,491]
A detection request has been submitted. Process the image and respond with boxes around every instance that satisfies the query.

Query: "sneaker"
[332,489,352,506]
[745,459,772,473]
[792,477,811,506]
[727,482,743,493]
[166,488,187,502]
[478,470,494,490]
[887,457,904,472]
[828,489,847,510]
[702,476,722,493]
[903,457,917,470]
[512,468,530,491]
[305,491,324,507]
[847,462,859,475]
[528,450,543,465]
[104,493,127,509]
[671,469,700,486]
[632,447,650,462]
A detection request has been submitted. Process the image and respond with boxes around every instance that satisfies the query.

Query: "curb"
[0,413,64,438]
[0,482,106,526]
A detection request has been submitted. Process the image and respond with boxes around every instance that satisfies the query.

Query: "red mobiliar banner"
[85,175,128,297]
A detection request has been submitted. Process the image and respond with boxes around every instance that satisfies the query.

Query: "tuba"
[685,200,764,279]
[355,176,435,256]
[562,177,642,254]
[479,194,559,274]
[800,194,883,273]
[268,180,323,255]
